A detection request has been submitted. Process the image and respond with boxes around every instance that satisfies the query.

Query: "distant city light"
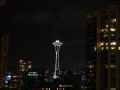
[118,47,120,50]
[111,19,117,23]
[111,47,115,50]
[110,28,116,32]
[110,42,116,45]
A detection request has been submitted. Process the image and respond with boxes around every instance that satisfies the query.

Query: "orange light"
[13,75,17,78]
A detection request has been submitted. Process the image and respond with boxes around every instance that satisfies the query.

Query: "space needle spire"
[52,40,63,79]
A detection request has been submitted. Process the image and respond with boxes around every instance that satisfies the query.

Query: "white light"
[100,42,104,46]
[106,25,108,28]
[118,47,120,50]
[110,28,116,32]
[111,47,115,50]
[52,40,63,46]
[106,43,108,46]
[20,60,23,63]
[111,19,117,23]
[106,47,108,50]
[110,42,116,45]
[56,40,60,42]
[28,65,31,69]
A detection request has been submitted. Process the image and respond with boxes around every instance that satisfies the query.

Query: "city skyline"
[1,0,118,71]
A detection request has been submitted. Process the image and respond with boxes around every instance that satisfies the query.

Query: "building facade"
[17,59,32,89]
[86,5,120,90]
[0,34,9,88]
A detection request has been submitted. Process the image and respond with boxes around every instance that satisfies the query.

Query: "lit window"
[28,65,31,69]
[110,42,116,45]
[101,47,104,50]
[101,29,108,32]
[27,74,31,76]
[106,25,108,28]
[88,65,94,68]
[103,35,108,37]
[111,47,115,50]
[94,47,96,51]
[118,47,120,50]
[21,69,25,71]
[90,70,92,73]
[101,29,104,32]
[106,65,116,69]
[110,28,116,32]
[110,65,116,68]
[110,88,116,90]
[21,65,25,68]
[111,19,117,23]
[100,42,104,46]
[20,60,24,64]
[106,43,108,46]
[106,47,108,50]
[111,34,115,36]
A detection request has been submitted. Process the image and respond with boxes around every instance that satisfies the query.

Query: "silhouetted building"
[86,5,120,90]
[4,72,17,89]
[0,34,9,88]
[80,71,87,90]
[22,69,45,90]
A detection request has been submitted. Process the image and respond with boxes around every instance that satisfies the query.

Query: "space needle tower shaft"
[52,40,63,79]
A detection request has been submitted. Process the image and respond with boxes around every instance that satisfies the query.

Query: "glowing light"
[101,47,104,50]
[110,65,116,68]
[106,47,108,50]
[110,88,116,90]
[118,47,120,51]
[103,35,108,37]
[111,47,115,50]
[20,60,23,63]
[106,43,108,46]
[94,47,96,51]
[28,65,31,69]
[88,65,94,68]
[101,29,108,32]
[111,19,117,23]
[111,34,115,36]
[52,40,63,46]
[100,42,104,46]
[52,40,63,79]
[110,28,116,32]
[110,42,116,45]
[90,70,92,73]
[13,75,17,78]
[106,25,108,28]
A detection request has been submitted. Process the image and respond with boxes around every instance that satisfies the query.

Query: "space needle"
[52,40,63,79]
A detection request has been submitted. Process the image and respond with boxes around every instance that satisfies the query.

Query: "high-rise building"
[17,59,32,89]
[86,5,120,90]
[0,34,9,88]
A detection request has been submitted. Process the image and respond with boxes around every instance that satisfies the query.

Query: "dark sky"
[1,0,118,71]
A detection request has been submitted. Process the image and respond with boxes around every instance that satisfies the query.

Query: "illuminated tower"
[0,34,9,88]
[52,40,63,79]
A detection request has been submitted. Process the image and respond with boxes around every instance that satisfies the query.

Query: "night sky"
[1,0,118,71]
